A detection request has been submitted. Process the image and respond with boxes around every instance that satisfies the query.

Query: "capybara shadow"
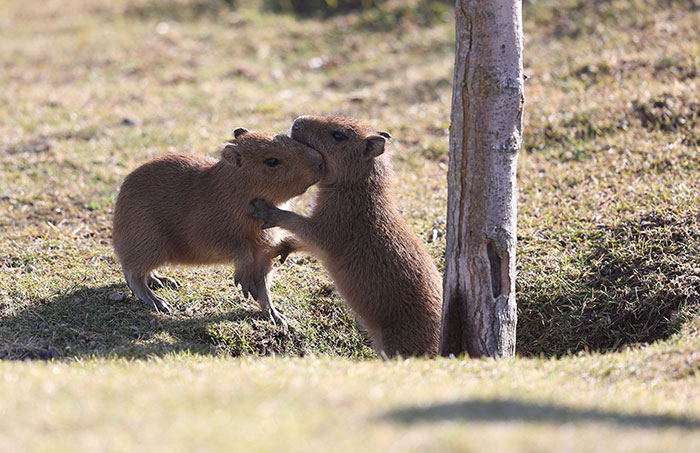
[0,283,281,360]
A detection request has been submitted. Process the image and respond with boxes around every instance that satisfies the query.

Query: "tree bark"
[440,0,524,358]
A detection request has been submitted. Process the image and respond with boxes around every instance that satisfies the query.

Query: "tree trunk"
[439,0,524,358]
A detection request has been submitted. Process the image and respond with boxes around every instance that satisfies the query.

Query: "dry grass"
[1,322,698,452]
[0,0,699,449]
[1,0,698,359]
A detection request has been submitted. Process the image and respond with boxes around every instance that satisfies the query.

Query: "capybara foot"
[149,271,181,289]
[234,270,258,299]
[125,271,175,314]
[266,305,289,328]
[148,274,165,289]
[149,294,174,314]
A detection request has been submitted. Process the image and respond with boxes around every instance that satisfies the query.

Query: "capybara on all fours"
[252,115,442,356]
[112,128,324,325]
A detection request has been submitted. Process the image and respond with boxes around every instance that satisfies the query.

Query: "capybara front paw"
[234,270,257,299]
[151,295,173,314]
[267,305,289,328]
[159,276,181,289]
[148,273,181,290]
[250,199,280,229]
[148,275,165,289]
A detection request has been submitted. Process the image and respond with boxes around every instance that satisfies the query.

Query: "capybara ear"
[364,135,386,160]
[222,143,243,167]
[233,127,250,138]
[377,131,392,140]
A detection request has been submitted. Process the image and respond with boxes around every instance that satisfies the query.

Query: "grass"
[0,0,699,450]
[1,321,699,451]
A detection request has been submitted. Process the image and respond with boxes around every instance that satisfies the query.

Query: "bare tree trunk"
[440,0,524,358]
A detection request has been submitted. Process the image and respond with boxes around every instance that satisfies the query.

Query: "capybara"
[252,116,442,356]
[113,128,324,326]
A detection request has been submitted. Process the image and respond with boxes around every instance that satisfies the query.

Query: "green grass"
[1,0,699,449]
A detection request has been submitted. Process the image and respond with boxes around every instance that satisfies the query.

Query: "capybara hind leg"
[150,270,180,289]
[124,269,174,314]
[254,273,288,327]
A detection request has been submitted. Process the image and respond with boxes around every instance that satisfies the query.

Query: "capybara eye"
[264,157,281,167]
[331,131,348,141]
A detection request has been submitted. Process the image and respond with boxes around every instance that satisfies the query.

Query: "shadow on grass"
[382,398,700,431]
[0,283,285,361]
[516,213,700,357]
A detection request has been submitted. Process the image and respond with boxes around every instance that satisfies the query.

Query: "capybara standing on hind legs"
[112,128,324,326]
[251,115,442,356]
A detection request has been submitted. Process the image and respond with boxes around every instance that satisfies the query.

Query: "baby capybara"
[252,116,442,356]
[113,128,324,325]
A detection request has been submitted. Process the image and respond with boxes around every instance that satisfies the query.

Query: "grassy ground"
[0,0,699,450]
[1,320,699,452]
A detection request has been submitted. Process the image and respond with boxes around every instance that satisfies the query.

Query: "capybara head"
[222,129,324,203]
[289,115,392,185]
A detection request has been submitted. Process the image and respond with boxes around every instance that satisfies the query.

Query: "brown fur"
[251,115,442,357]
[112,129,324,325]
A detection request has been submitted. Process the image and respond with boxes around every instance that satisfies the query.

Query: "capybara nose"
[292,116,310,132]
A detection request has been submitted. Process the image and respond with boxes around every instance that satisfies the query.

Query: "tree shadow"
[516,213,700,357]
[381,398,700,431]
[0,283,274,360]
